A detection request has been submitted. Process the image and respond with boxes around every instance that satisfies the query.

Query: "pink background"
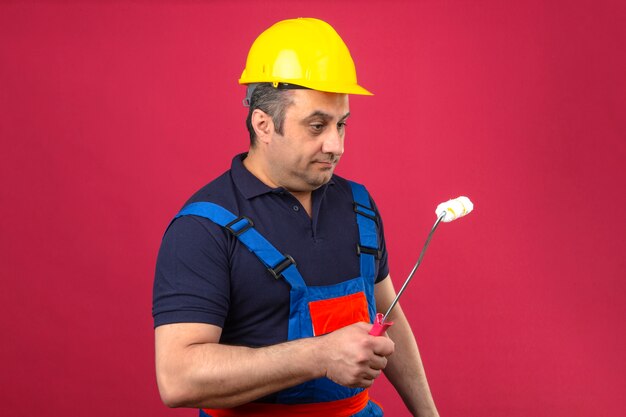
[1,1,625,416]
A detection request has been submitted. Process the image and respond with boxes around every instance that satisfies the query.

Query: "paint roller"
[369,196,474,336]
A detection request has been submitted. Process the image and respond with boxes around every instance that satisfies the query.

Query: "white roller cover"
[436,196,474,222]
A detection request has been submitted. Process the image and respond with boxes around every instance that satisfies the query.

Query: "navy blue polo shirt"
[153,153,389,347]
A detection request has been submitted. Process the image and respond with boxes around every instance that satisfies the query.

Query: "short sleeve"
[152,215,231,328]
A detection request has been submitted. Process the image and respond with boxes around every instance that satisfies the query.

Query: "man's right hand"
[318,322,395,388]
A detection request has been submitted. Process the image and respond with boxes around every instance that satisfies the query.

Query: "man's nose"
[322,128,344,156]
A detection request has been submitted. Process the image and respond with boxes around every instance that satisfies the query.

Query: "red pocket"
[308,292,369,336]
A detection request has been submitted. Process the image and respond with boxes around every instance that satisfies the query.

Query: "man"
[153,18,439,417]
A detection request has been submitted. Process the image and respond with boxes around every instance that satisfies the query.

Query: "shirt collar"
[231,153,334,200]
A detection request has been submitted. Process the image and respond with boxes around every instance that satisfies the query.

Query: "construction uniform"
[153,154,388,415]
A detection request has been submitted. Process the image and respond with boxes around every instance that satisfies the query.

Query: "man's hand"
[318,322,395,388]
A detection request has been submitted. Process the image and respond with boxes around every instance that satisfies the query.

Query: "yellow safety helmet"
[239,18,372,96]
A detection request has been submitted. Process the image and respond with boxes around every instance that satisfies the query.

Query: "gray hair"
[245,83,294,146]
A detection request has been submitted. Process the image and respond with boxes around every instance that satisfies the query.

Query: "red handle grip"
[369,313,393,336]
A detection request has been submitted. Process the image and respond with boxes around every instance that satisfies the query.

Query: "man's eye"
[337,122,347,130]
[310,124,324,132]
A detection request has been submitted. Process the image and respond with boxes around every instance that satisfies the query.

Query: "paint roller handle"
[369,313,393,336]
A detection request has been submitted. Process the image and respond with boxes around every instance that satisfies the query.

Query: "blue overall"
[174,181,384,417]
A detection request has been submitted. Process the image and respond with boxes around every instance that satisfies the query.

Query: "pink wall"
[1,1,625,416]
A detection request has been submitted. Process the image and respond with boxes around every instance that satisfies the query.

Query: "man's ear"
[251,109,274,144]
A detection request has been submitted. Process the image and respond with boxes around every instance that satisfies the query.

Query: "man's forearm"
[158,334,321,408]
[383,305,439,417]
[155,322,394,409]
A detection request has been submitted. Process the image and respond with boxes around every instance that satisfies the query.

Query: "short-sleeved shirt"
[153,153,389,347]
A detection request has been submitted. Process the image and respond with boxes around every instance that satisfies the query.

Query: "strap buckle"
[268,254,296,280]
[225,216,254,237]
[356,244,382,260]
[353,202,378,224]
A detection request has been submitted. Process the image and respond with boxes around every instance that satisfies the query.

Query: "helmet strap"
[273,82,310,90]
[242,82,310,107]
[242,83,259,107]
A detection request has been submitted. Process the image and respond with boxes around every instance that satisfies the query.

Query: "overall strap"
[348,181,380,321]
[176,202,307,289]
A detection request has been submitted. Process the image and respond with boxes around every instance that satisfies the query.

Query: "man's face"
[266,89,350,193]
